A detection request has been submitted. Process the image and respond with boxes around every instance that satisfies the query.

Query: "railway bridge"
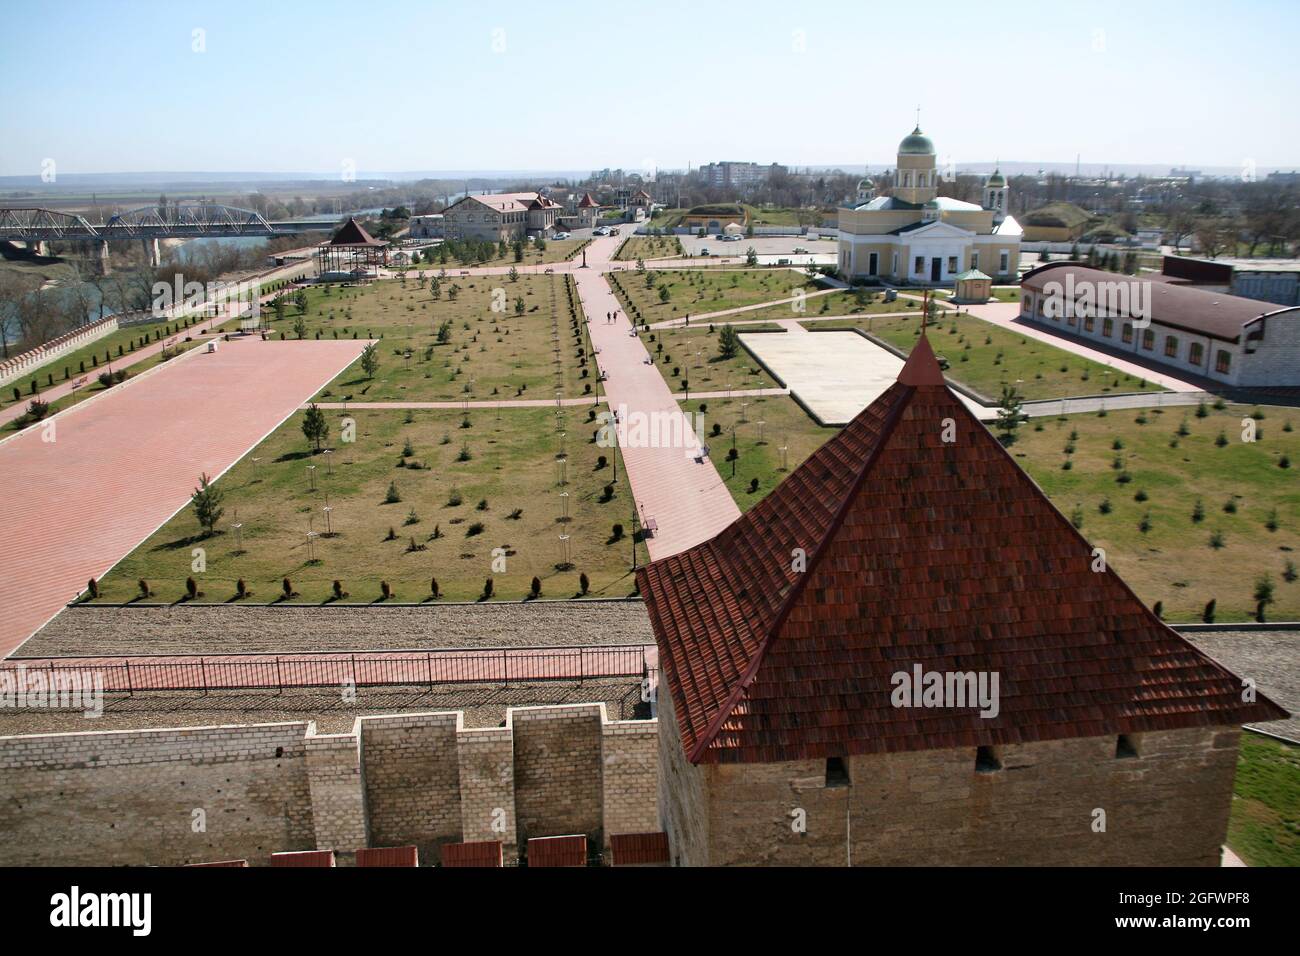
[0,203,335,270]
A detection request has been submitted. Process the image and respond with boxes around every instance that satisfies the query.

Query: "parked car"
[593,227,609,236]
[553,232,570,239]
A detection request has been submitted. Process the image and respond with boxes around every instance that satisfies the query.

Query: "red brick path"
[0,336,365,656]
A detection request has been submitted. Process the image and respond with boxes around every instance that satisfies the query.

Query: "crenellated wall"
[0,703,657,866]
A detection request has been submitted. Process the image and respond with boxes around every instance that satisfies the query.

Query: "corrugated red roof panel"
[269,850,336,867]
[355,845,418,867]
[184,859,248,867]
[527,835,587,868]
[609,832,670,866]
[638,334,1289,765]
[440,840,504,868]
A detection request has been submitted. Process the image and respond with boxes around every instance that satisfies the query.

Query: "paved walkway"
[0,336,365,657]
[573,235,741,560]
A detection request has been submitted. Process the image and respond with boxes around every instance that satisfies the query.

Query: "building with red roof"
[441,191,562,242]
[638,335,1285,866]
[1019,262,1300,387]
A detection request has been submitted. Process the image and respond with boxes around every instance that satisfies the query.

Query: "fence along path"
[2,644,656,694]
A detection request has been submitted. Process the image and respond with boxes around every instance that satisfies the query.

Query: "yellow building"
[838,126,1021,285]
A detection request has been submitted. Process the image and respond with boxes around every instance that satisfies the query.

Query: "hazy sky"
[1,0,1296,177]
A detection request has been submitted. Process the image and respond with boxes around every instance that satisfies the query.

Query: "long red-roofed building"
[638,334,1286,866]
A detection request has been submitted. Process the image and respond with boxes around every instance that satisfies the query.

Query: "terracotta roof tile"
[638,334,1288,764]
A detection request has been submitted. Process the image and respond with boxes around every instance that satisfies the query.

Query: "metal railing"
[2,644,655,696]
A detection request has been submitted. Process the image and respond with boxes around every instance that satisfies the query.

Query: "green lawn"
[668,384,1299,623]
[812,311,1164,402]
[3,336,208,433]
[647,324,780,394]
[274,274,594,403]
[90,405,649,606]
[726,289,937,327]
[608,267,817,323]
[397,239,585,270]
[1014,403,1300,622]
[1,314,208,414]
[1229,733,1300,867]
[678,394,838,505]
[615,236,683,261]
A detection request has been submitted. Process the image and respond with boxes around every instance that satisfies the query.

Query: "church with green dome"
[837,123,1021,286]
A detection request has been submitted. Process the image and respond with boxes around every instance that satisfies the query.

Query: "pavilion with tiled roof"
[638,333,1285,865]
[316,216,389,280]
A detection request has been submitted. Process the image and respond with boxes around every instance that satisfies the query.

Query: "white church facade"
[837,125,1022,286]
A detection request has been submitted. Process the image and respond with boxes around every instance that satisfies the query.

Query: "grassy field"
[647,324,781,394]
[1228,733,1299,867]
[398,239,585,270]
[678,394,838,505]
[669,383,1298,623]
[726,289,938,327]
[268,274,593,403]
[615,236,683,261]
[0,315,208,414]
[609,268,818,322]
[808,311,1163,402]
[1014,402,1299,622]
[2,337,210,433]
[90,405,649,606]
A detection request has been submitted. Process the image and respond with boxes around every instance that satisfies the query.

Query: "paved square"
[0,336,365,656]
[739,329,991,425]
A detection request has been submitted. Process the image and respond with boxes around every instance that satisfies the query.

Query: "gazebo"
[952,268,992,304]
[316,217,389,281]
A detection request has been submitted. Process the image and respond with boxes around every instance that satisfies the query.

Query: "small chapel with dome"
[837,123,1021,286]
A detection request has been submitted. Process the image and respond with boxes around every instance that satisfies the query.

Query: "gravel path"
[18,600,654,657]
[1185,629,1299,741]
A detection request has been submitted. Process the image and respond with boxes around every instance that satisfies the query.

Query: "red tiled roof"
[638,336,1288,765]
[578,192,599,208]
[1021,262,1294,342]
[440,840,504,868]
[609,832,670,865]
[526,835,587,867]
[328,217,386,247]
[355,845,418,867]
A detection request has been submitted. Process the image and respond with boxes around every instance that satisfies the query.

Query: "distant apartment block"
[699,161,786,190]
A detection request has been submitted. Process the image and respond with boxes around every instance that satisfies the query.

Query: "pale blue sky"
[1,0,1295,176]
